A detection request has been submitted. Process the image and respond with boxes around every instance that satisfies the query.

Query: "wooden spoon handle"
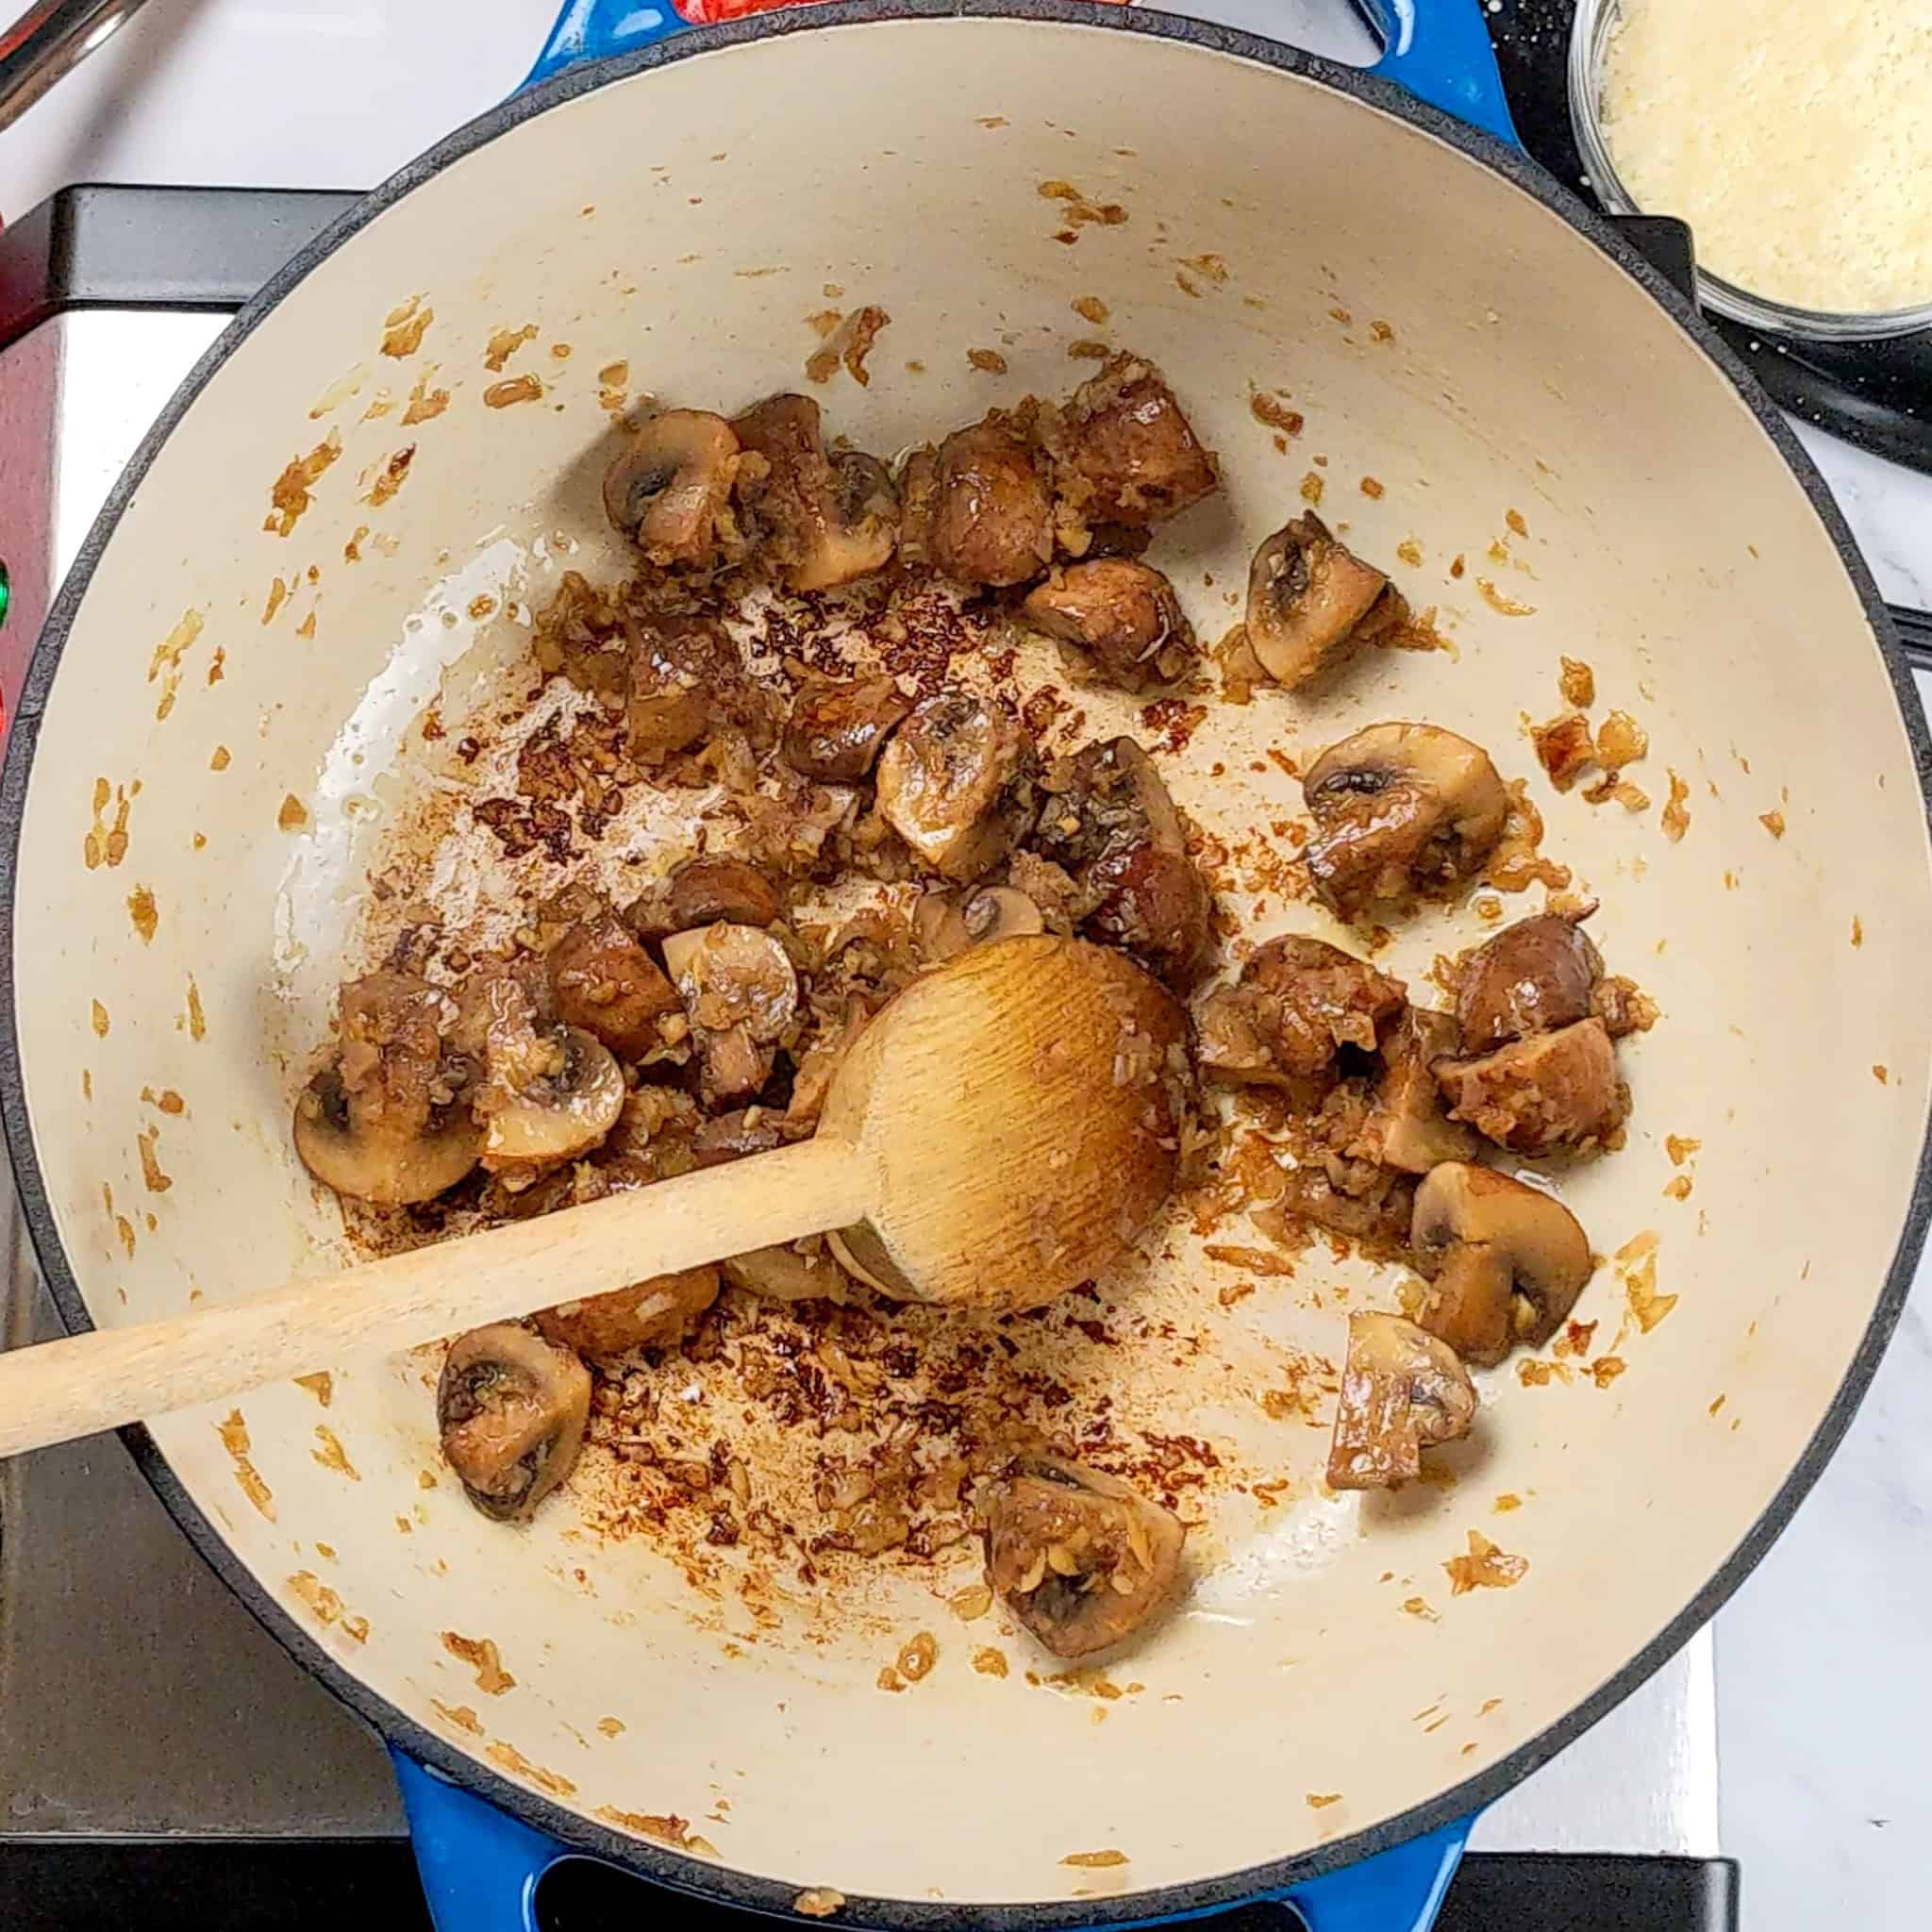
[0,1135,868,1458]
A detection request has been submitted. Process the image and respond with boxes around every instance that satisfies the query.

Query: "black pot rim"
[3,4,1927,1926]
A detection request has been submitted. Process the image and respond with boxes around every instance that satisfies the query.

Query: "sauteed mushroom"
[1303,722,1508,921]
[1272,1165,1416,1256]
[982,1455,1187,1658]
[602,408,747,570]
[1033,736,1210,987]
[1245,513,1402,689]
[723,1241,855,1304]
[913,885,1045,961]
[1021,558,1197,693]
[664,856,782,931]
[1348,1006,1477,1173]
[1326,1311,1478,1491]
[1434,1016,1625,1155]
[1410,1162,1593,1366]
[437,1323,591,1521]
[1457,911,1605,1054]
[1056,353,1219,529]
[548,913,682,1062]
[731,392,899,591]
[783,673,912,783]
[875,689,1031,880]
[661,921,801,1106]
[625,608,753,766]
[534,1267,721,1357]
[293,972,481,1205]
[1195,934,1404,1090]
[928,417,1056,587]
[691,1107,785,1166]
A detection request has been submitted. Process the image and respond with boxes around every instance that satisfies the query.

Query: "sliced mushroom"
[664,856,782,930]
[1326,1311,1478,1491]
[1433,1016,1625,1155]
[1348,1007,1478,1174]
[722,1241,855,1304]
[912,885,1045,961]
[479,1024,626,1181]
[661,921,801,1106]
[437,1323,591,1521]
[982,1456,1187,1658]
[1456,911,1605,1054]
[1034,737,1211,986]
[1302,722,1508,921]
[293,973,481,1205]
[1055,354,1219,530]
[533,1267,721,1358]
[1245,513,1403,689]
[874,689,1032,881]
[1410,1161,1593,1366]
[928,417,1055,588]
[894,444,941,568]
[602,409,747,570]
[625,608,751,766]
[783,673,912,783]
[547,914,683,1062]
[732,393,898,591]
[1020,559,1197,693]
[1195,934,1405,1092]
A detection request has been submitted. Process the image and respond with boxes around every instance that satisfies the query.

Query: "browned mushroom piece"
[1195,934,1406,1091]
[1033,736,1211,988]
[926,416,1056,588]
[782,673,913,783]
[661,921,801,1107]
[664,856,782,930]
[722,1241,856,1304]
[533,1267,722,1358]
[894,445,941,567]
[1347,1007,1479,1174]
[293,973,481,1205]
[690,1106,785,1166]
[1456,911,1605,1054]
[731,393,899,591]
[1245,513,1405,689]
[1326,1311,1479,1491]
[1433,1016,1626,1156]
[625,607,759,767]
[912,885,1046,961]
[1055,354,1219,530]
[547,913,683,1062]
[1302,723,1509,921]
[874,689,1033,881]
[1410,1161,1594,1366]
[602,408,749,571]
[1020,559,1197,693]
[1264,1164,1417,1257]
[437,1323,591,1521]
[982,1456,1187,1658]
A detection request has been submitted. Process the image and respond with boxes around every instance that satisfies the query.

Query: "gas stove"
[0,186,1740,1931]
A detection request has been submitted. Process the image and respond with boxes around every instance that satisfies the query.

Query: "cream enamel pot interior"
[5,4,1932,1927]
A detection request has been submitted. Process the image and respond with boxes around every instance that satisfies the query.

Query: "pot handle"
[1277,1818,1474,1932]
[523,0,691,90]
[1357,0,1521,147]
[392,1750,566,1931]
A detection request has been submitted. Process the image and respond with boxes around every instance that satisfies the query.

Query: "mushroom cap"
[983,1456,1187,1657]
[661,923,800,1042]
[625,608,745,766]
[929,417,1055,588]
[782,673,912,784]
[663,857,782,931]
[1433,1015,1624,1155]
[874,689,1030,881]
[1302,721,1508,920]
[293,1066,482,1206]
[1058,355,1219,529]
[480,1025,626,1174]
[1020,558,1196,693]
[1410,1161,1592,1362]
[1327,1310,1478,1491]
[1245,513,1393,688]
[437,1323,591,1521]
[731,393,900,591]
[1457,912,1604,1054]
[602,408,743,569]
[547,914,682,1063]
[533,1267,720,1358]
[912,885,1045,961]
[722,1242,855,1304]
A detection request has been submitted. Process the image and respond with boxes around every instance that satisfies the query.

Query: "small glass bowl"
[1568,0,1932,342]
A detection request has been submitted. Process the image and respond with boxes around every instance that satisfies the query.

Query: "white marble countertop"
[3,3,1927,1925]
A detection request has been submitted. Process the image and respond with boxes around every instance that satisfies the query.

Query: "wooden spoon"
[0,936,1188,1457]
